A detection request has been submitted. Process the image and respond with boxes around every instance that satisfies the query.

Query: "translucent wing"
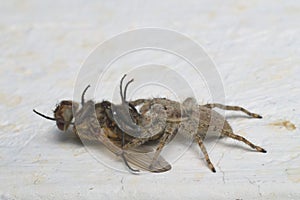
[98,127,171,173]
[124,150,171,173]
[74,100,171,173]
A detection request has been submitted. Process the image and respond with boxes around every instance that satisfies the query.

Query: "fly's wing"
[124,151,171,173]
[74,102,170,172]
[98,127,171,173]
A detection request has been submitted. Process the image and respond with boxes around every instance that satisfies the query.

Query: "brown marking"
[270,120,296,131]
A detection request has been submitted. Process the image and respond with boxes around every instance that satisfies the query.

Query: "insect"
[87,75,266,173]
[34,74,267,173]
[33,78,172,173]
[101,75,184,146]
[126,96,267,173]
[81,75,266,173]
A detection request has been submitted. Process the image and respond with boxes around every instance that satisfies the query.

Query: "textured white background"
[0,1,299,199]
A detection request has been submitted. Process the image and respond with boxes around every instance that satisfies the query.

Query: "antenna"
[81,85,91,105]
[33,109,57,121]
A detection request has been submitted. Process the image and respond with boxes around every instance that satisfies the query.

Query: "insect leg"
[123,138,149,149]
[139,102,152,115]
[204,103,262,118]
[195,135,216,173]
[121,139,140,172]
[222,130,267,153]
[129,99,148,107]
[122,118,165,149]
[100,127,140,173]
[149,123,177,169]
[120,152,140,173]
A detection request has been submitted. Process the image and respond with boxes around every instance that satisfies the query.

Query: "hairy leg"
[195,135,216,172]
[204,103,262,118]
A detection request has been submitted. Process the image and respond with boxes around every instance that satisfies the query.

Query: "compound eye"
[53,100,75,131]
[56,120,65,131]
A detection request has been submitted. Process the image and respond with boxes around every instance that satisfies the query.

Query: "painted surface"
[0,1,299,199]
